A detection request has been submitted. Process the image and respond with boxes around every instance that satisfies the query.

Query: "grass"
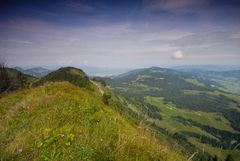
[188,137,240,160]
[183,90,240,103]
[209,76,240,95]
[184,78,206,87]
[0,82,187,161]
[144,96,240,160]
[144,96,235,132]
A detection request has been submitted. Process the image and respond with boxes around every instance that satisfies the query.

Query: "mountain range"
[1,66,239,161]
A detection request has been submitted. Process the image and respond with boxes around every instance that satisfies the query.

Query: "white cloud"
[172,50,185,59]
[1,19,239,68]
[230,32,240,39]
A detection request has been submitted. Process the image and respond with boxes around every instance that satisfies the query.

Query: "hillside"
[102,67,240,160]
[172,66,240,95]
[185,70,240,95]
[0,81,187,160]
[33,67,92,89]
[0,68,36,94]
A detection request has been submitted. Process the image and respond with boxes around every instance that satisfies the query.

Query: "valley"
[100,67,240,160]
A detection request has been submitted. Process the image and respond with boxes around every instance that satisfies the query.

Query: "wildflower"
[18,148,23,153]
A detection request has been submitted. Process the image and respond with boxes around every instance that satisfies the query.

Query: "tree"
[18,72,29,88]
[102,93,111,105]
[0,61,10,93]
[225,154,234,161]
[213,155,218,161]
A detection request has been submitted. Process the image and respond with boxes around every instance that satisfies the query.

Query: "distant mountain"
[14,66,52,78]
[101,66,240,160]
[172,65,240,72]
[24,67,52,78]
[13,66,25,73]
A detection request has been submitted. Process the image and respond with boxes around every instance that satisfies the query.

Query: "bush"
[102,93,111,105]
[0,62,10,93]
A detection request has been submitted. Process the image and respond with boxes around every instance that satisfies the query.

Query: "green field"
[144,96,239,159]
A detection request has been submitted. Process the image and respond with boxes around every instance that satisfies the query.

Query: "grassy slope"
[144,96,235,132]
[0,82,187,161]
[188,138,240,160]
[144,96,240,159]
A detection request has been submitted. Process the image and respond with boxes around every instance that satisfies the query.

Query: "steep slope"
[103,67,240,160]
[0,81,187,161]
[33,67,91,88]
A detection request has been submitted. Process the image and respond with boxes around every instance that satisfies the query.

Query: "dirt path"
[90,80,104,95]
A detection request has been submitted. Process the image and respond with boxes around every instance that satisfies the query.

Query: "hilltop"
[33,67,92,89]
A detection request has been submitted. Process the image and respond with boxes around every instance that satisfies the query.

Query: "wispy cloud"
[143,0,207,12]
[0,39,31,44]
[0,17,239,68]
[63,0,96,12]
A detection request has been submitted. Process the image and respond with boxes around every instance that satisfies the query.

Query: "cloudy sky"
[0,0,240,69]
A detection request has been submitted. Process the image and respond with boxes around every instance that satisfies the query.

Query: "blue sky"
[0,0,240,68]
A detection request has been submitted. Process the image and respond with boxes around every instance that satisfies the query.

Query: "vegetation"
[33,67,91,89]
[0,80,187,160]
[1,66,240,160]
[92,78,107,87]
[102,93,111,105]
[0,62,10,93]
[0,63,36,94]
[101,67,240,160]
[182,70,240,95]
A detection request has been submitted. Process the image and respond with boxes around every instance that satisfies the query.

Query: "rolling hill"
[101,67,240,160]
[184,70,240,95]
[0,67,188,161]
[172,66,240,95]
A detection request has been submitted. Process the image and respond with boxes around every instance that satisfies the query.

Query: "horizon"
[10,64,240,76]
[1,0,240,68]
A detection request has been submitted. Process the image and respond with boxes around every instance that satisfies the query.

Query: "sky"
[0,0,240,69]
